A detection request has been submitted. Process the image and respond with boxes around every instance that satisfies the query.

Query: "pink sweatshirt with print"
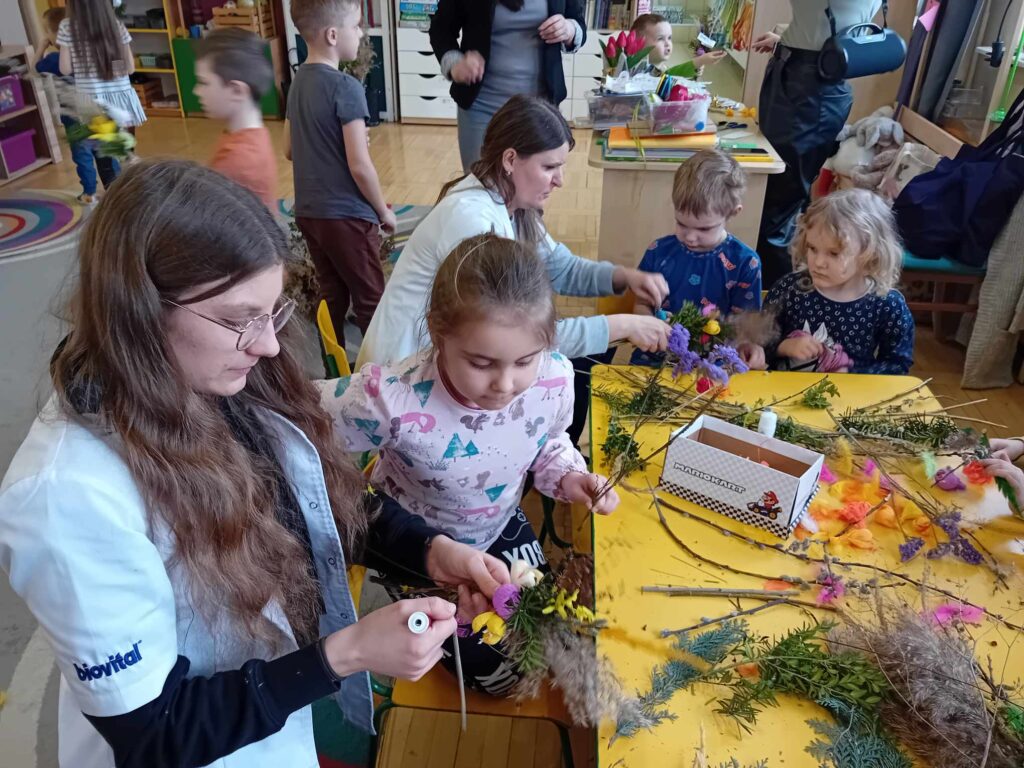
[326,348,587,550]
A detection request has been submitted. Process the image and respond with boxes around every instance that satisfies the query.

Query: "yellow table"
[590,366,1024,767]
[586,130,784,270]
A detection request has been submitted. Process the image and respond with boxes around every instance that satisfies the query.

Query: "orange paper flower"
[736,662,760,679]
[763,579,794,591]
[835,528,876,550]
[874,504,898,529]
[838,501,872,526]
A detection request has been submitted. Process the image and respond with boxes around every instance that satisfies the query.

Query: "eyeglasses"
[163,297,296,351]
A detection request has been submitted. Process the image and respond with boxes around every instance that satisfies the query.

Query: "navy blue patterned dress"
[765,271,915,375]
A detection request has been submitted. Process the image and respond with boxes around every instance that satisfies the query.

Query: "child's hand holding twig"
[560,472,620,515]
[979,457,1024,514]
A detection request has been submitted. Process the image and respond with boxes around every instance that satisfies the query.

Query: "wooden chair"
[371,665,576,767]
[316,300,351,378]
[901,251,986,341]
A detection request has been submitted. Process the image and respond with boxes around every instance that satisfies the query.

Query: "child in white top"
[58,0,147,128]
[327,233,620,694]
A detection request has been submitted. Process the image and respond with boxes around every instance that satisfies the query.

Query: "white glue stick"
[407,611,430,634]
[758,408,778,438]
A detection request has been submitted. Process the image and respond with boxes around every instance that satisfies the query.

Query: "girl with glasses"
[0,159,508,768]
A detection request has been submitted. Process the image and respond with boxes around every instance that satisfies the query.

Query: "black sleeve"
[361,490,445,585]
[429,0,464,63]
[566,0,587,47]
[85,643,340,768]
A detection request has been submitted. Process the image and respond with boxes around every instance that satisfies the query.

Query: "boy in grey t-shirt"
[286,0,396,349]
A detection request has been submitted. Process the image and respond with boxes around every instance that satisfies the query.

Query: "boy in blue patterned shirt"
[631,148,762,365]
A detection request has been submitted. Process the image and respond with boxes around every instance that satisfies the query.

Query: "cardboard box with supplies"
[659,415,823,538]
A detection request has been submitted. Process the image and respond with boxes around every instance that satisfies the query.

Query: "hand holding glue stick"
[320,597,456,682]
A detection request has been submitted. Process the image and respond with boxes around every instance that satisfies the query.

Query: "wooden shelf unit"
[0,45,61,187]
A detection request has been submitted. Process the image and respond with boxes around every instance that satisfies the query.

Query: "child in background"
[286,0,396,350]
[34,7,119,204]
[631,149,762,366]
[631,13,726,74]
[195,29,278,209]
[58,0,146,136]
[328,233,619,695]
[762,189,914,374]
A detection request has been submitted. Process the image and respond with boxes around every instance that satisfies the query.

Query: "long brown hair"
[437,94,575,246]
[52,159,368,645]
[66,0,127,81]
[426,233,557,347]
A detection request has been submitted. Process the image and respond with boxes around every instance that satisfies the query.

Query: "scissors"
[718,121,749,129]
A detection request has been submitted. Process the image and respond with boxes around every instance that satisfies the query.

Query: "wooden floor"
[7,115,1024,768]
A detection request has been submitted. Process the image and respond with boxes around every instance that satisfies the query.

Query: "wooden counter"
[587,129,784,267]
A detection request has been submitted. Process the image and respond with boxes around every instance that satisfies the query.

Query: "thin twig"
[641,585,801,597]
[452,633,467,731]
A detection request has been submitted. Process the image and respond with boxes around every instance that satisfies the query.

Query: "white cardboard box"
[659,415,823,538]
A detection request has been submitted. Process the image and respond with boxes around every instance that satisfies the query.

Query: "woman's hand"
[979,458,1024,511]
[451,51,485,84]
[989,437,1024,463]
[608,314,671,352]
[559,472,620,515]
[614,267,670,309]
[735,341,767,370]
[425,534,510,618]
[751,31,780,54]
[323,597,456,680]
[539,14,575,45]
[777,336,823,362]
[693,50,728,68]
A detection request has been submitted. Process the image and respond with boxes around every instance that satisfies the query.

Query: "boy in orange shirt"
[195,28,278,209]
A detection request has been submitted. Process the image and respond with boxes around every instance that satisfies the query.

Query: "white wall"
[0,0,30,46]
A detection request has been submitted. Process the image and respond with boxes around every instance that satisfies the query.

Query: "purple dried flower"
[815,569,846,606]
[667,324,691,357]
[935,512,962,538]
[899,537,925,561]
[698,357,729,384]
[708,344,750,375]
[953,537,984,565]
[673,350,702,378]
[927,542,954,559]
[492,583,521,619]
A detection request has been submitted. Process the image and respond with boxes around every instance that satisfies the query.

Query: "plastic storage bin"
[585,90,654,130]
[138,54,159,68]
[0,75,26,115]
[0,129,38,174]
[651,95,711,135]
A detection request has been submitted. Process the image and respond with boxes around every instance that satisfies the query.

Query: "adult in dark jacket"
[429,0,586,171]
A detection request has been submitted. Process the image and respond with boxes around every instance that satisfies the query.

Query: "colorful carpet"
[0,191,85,258]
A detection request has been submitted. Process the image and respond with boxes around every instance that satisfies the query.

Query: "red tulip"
[617,30,627,50]
[605,37,618,61]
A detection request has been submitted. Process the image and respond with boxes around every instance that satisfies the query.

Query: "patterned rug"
[0,191,85,258]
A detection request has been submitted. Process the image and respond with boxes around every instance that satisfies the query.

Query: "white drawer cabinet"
[573,52,604,77]
[399,72,450,97]
[396,27,432,51]
[571,75,602,100]
[400,93,458,121]
[397,50,442,75]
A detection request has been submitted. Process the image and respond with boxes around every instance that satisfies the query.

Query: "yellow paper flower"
[702,319,721,336]
[543,588,581,621]
[573,604,595,623]
[88,117,117,135]
[471,611,506,645]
